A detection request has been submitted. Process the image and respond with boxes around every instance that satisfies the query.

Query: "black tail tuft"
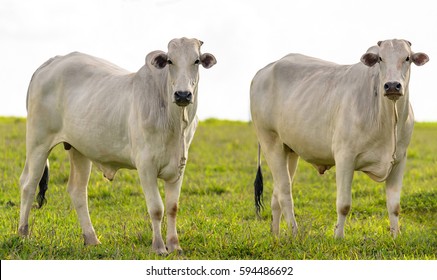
[254,165,264,218]
[36,164,49,208]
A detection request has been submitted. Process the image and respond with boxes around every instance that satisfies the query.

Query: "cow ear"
[361,53,379,67]
[200,53,217,69]
[411,52,429,66]
[151,52,168,69]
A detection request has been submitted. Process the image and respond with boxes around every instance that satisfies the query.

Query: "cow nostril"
[174,91,192,105]
[175,91,192,98]
[384,82,402,92]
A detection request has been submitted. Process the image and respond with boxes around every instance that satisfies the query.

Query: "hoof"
[390,227,400,238]
[153,239,168,255]
[18,225,29,237]
[291,225,298,237]
[168,245,183,255]
[155,247,169,256]
[334,225,345,239]
[83,234,101,245]
[167,237,182,254]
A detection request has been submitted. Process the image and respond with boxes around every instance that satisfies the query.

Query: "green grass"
[0,117,436,259]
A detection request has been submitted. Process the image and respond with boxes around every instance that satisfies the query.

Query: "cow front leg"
[164,177,183,254]
[385,155,407,237]
[138,170,166,255]
[67,148,99,245]
[334,155,355,238]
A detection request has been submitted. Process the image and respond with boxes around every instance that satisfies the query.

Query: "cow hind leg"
[286,151,299,236]
[67,148,100,245]
[19,148,50,237]
[261,136,297,237]
[164,178,183,254]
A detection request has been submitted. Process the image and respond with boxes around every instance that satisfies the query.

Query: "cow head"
[360,39,429,101]
[151,38,217,107]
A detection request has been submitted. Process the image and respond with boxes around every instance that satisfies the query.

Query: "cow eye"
[167,59,173,65]
[405,56,410,62]
[194,59,200,65]
[379,57,383,62]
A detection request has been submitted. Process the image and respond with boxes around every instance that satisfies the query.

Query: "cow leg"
[67,148,99,245]
[385,155,406,237]
[286,152,299,236]
[164,177,183,254]
[261,137,297,237]
[138,170,166,255]
[18,148,50,236]
[334,155,355,238]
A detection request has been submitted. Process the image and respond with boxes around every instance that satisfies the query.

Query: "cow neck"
[176,107,188,182]
[391,100,399,165]
[372,73,408,180]
[371,66,407,162]
[385,92,410,180]
[166,104,194,184]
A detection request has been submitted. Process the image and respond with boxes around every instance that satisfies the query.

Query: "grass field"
[0,117,436,260]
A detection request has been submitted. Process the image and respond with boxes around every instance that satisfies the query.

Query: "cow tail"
[36,161,49,209]
[254,143,264,218]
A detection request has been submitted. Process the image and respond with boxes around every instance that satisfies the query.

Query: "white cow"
[19,38,216,254]
[250,39,428,238]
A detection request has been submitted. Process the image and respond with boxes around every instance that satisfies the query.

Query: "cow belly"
[288,145,336,175]
[282,132,335,168]
[63,138,134,181]
[290,138,394,181]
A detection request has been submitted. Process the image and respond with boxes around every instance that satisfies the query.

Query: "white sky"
[1,0,436,121]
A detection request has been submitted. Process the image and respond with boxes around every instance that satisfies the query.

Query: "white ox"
[250,39,428,238]
[19,38,216,254]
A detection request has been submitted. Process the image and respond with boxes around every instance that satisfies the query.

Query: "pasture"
[0,117,436,260]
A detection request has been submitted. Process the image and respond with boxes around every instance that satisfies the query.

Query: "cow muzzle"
[383,82,403,101]
[174,91,193,107]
